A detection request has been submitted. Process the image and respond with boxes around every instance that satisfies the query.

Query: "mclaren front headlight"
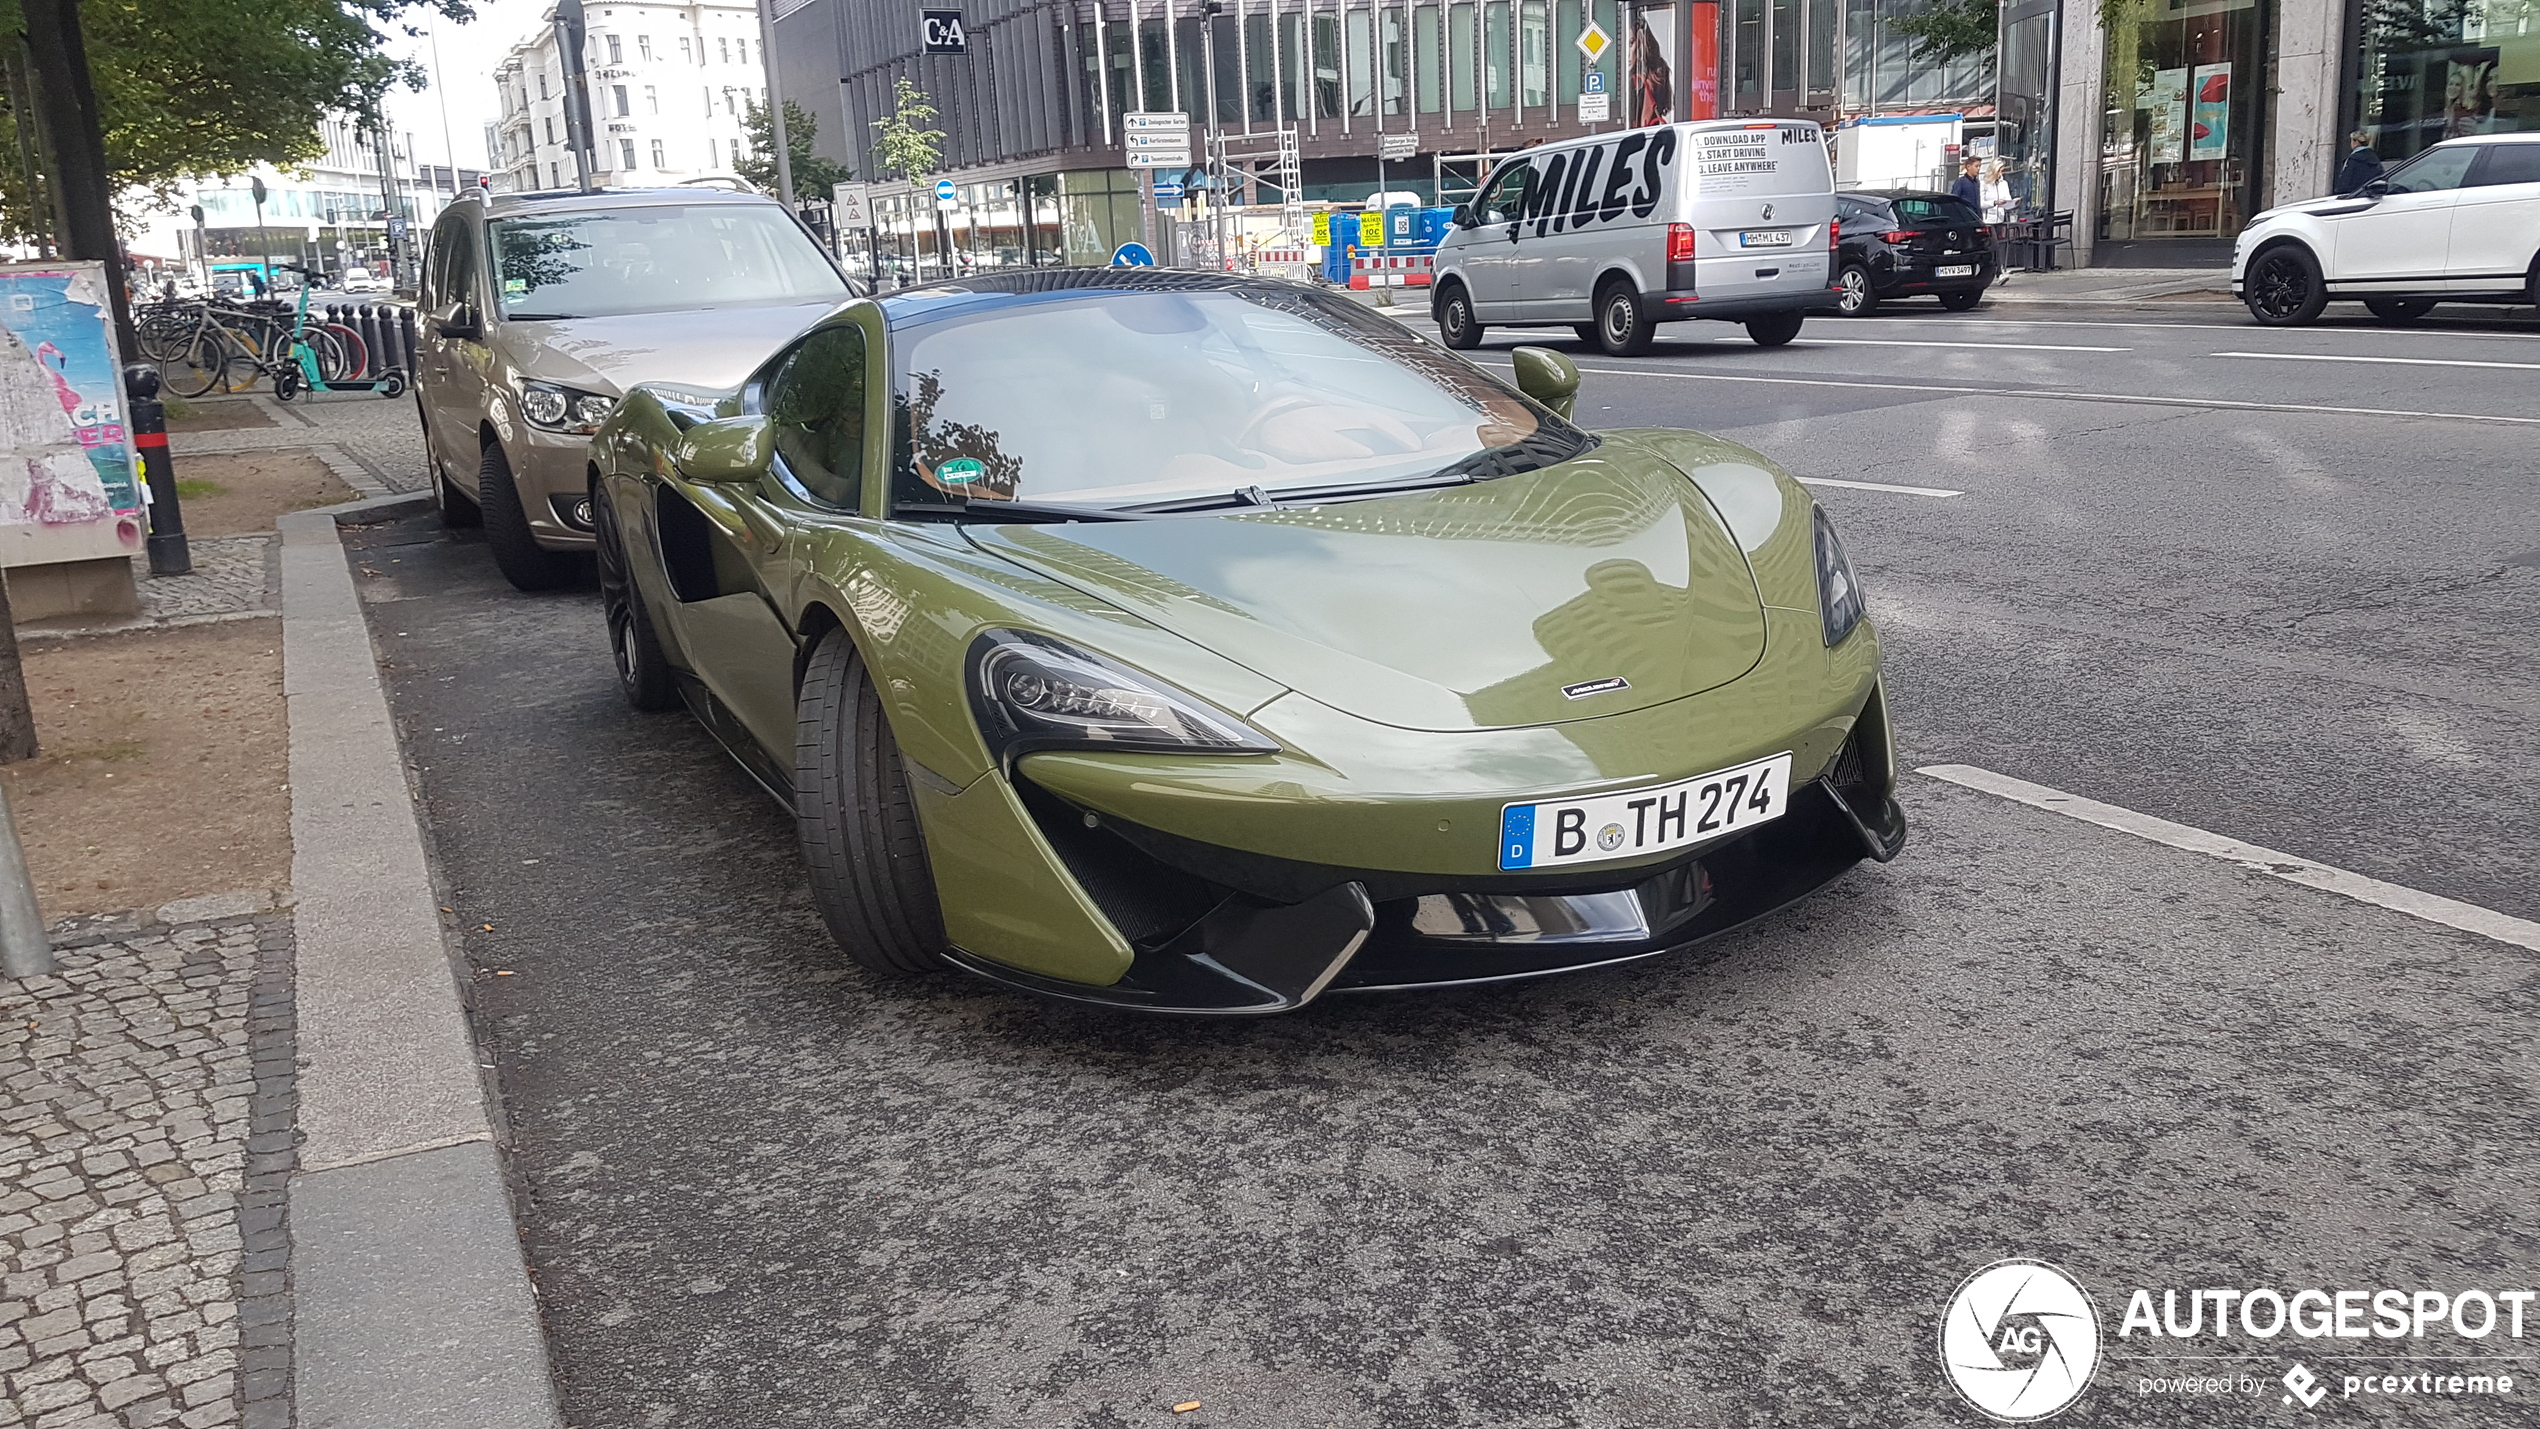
[966,630,1280,766]
[1814,506,1866,646]
[520,381,617,435]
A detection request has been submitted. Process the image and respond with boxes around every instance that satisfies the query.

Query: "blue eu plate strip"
[1499,804,1535,871]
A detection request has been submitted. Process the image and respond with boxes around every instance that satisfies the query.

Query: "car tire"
[2363,297,2436,324]
[795,628,947,979]
[593,484,679,713]
[1435,281,1483,349]
[2244,244,2328,326]
[477,442,580,591]
[1835,264,1878,317]
[1938,288,1984,312]
[1745,310,1806,347]
[1571,324,1601,346]
[1594,280,1655,356]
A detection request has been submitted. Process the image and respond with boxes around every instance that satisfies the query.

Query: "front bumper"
[503,425,601,550]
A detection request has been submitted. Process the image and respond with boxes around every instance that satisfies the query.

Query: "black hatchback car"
[1831,190,1996,315]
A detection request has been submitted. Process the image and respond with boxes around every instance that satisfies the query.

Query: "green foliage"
[0,0,470,243]
[868,77,944,184]
[1886,0,1998,66]
[738,98,852,202]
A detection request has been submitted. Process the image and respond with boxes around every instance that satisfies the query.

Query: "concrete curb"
[279,491,563,1429]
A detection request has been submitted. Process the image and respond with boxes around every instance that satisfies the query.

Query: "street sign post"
[934,177,958,211]
[1579,69,1610,124]
[921,9,967,54]
[1379,133,1417,162]
[1576,20,1611,65]
[1122,111,1192,169]
[832,182,871,230]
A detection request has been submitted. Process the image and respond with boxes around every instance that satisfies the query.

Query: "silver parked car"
[415,185,855,589]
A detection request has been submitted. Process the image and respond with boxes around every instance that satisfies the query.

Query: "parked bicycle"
[146,292,369,399]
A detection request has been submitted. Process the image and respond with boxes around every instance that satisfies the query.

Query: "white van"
[1431,118,1840,354]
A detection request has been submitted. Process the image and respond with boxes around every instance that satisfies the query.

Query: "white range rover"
[2233,133,2540,326]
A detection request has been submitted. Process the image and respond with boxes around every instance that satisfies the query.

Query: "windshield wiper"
[895,499,1149,524]
[1122,470,1485,514]
[505,311,582,320]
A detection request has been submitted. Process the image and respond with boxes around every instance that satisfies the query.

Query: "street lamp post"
[1200,1,1229,272]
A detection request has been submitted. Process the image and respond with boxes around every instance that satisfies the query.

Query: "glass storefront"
[2098,0,2278,243]
[860,172,1137,286]
[2353,0,2540,164]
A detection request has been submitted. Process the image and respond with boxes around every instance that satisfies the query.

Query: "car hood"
[965,441,1768,732]
[498,301,844,396]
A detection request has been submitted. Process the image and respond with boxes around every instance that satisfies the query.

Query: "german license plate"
[1936,264,1976,278]
[1740,230,1795,248]
[1498,752,1795,870]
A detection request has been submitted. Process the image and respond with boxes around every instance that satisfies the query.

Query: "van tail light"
[1881,230,1914,244]
[1666,223,1697,262]
[1828,219,1840,248]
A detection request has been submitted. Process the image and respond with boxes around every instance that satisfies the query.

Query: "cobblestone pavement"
[171,396,425,496]
[130,540,276,626]
[0,909,297,1429]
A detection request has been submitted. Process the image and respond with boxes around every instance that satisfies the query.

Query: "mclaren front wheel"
[795,628,948,979]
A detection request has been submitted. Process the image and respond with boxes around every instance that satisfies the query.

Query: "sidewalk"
[1986,265,2232,304]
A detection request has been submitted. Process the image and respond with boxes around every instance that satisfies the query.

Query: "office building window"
[737,38,748,64]
[1520,0,1548,107]
[651,138,666,167]
[606,34,622,63]
[538,71,550,99]
[646,85,657,113]
[612,85,629,117]
[549,161,560,187]
[719,37,730,63]
[620,138,636,169]
[638,34,652,60]
[544,116,556,144]
[680,36,692,62]
[1450,3,1476,110]
[1485,2,1511,108]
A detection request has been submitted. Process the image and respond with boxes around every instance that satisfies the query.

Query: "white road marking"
[2211,349,2540,372]
[1795,337,2129,353]
[1799,476,1963,497]
[1919,764,2540,954]
[1853,315,2540,342]
[1532,364,2540,428]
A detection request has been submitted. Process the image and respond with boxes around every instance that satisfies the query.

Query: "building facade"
[493,1,770,194]
[126,116,448,289]
[776,0,2538,271]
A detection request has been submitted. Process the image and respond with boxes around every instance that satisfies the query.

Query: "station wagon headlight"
[1814,506,1866,646]
[966,630,1280,765]
[520,381,617,434]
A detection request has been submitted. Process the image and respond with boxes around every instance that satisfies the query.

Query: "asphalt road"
[355,298,2540,1428]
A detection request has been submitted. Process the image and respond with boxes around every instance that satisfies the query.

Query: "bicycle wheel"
[220,338,268,394]
[135,308,195,362]
[301,328,350,383]
[159,329,231,400]
[318,322,368,379]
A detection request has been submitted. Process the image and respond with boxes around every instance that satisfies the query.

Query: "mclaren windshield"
[886,285,1589,517]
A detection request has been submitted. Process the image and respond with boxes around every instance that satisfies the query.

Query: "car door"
[2446,142,2540,291]
[654,323,870,761]
[2331,143,2479,285]
[1462,160,1534,317]
[418,212,487,483]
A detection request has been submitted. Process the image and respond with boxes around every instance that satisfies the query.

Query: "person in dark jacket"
[2335,132,2385,195]
[1949,158,1982,210]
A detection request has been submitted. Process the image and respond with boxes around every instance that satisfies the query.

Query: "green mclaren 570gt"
[587,269,1904,1014]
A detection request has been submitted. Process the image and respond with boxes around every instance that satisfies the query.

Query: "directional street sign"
[1576,21,1611,64]
[1378,133,1417,161]
[1122,111,1192,169]
[1153,181,1185,199]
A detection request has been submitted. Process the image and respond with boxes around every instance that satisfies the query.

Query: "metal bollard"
[124,363,191,576]
[361,306,387,380]
[0,782,51,980]
[397,306,418,377]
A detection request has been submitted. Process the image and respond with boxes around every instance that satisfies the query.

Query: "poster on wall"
[1686,1,1719,120]
[2191,62,2232,159]
[1630,4,1676,127]
[0,263,146,569]
[2145,67,2189,165]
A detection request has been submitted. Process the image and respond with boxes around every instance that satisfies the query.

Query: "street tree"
[1885,0,1996,66]
[739,99,851,203]
[868,77,944,183]
[0,0,471,245]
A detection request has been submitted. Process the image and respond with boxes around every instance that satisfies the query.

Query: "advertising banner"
[2146,67,2188,165]
[0,263,147,569]
[2191,62,2232,160]
[1629,4,1676,127]
[1686,1,1720,119]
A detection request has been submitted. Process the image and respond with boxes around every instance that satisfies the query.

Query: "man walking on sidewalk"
[1950,158,1982,211]
[2335,132,2385,195]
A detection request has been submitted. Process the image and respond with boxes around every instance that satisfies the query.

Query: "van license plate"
[1936,264,1976,278]
[1739,230,1795,248]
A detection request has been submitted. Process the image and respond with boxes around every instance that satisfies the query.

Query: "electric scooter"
[269,264,406,401]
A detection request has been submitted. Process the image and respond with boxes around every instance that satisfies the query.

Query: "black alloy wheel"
[795,627,948,978]
[2363,297,2437,324]
[2244,246,2328,327]
[1835,264,1878,317]
[593,485,678,712]
[476,441,582,591]
[1939,288,1984,312]
[1595,280,1655,356]
[1744,310,1806,347]
[1435,282,1482,349]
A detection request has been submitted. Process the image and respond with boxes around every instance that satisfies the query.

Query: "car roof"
[467,186,780,220]
[871,268,1319,330]
[1848,189,1962,202]
[2424,132,2540,147]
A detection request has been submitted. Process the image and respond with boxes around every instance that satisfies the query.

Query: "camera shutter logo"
[1939,1260,2101,1421]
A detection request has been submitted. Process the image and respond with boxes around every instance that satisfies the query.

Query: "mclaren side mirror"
[1451,203,1478,229]
[1509,346,1580,422]
[434,303,481,340]
[673,415,775,485]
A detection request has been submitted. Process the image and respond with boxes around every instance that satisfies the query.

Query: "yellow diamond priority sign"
[1576,21,1611,64]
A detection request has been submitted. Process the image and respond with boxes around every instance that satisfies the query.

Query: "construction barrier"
[1349,250,1437,289]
